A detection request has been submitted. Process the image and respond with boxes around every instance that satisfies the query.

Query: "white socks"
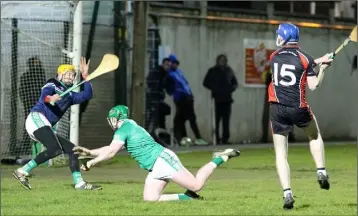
[317,168,327,176]
[283,189,293,197]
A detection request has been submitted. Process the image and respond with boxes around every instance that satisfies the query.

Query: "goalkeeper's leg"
[56,135,102,190]
[13,126,63,190]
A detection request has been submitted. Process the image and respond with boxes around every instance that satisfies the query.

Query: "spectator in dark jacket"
[203,54,238,144]
[19,56,46,152]
[145,58,171,131]
[166,54,208,145]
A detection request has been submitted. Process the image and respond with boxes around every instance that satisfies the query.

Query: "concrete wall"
[151,8,358,142]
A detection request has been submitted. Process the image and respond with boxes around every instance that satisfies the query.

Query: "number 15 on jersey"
[273,63,296,87]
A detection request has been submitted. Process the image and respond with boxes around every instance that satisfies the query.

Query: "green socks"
[72,172,84,185]
[178,193,192,200]
[211,156,224,166]
[22,161,84,185]
[22,160,38,173]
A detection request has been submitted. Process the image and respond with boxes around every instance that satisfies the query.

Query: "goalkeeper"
[73,105,240,201]
[13,57,101,191]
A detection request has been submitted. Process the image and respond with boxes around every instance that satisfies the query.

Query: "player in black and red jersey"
[268,23,333,210]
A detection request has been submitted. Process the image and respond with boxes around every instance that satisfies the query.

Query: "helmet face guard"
[59,70,76,86]
[276,34,292,47]
[107,105,129,130]
[57,64,76,86]
[107,117,118,130]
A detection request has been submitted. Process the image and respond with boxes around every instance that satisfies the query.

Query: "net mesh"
[1,1,74,161]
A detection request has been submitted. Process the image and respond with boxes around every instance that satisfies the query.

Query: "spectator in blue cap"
[165,54,208,145]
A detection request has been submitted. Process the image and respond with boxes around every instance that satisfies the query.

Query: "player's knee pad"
[33,126,63,154]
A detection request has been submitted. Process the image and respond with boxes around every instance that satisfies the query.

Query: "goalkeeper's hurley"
[13,57,101,191]
[73,105,240,201]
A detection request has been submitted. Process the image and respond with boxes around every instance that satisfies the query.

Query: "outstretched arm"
[89,141,124,167]
[71,56,93,104]
[73,141,124,170]
[74,124,128,170]
[314,53,333,65]
[307,64,330,91]
[71,82,93,104]
[308,53,333,91]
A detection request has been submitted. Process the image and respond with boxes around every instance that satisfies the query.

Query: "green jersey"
[112,119,164,170]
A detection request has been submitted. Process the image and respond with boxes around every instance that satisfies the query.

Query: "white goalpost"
[0,1,82,166]
[69,0,82,148]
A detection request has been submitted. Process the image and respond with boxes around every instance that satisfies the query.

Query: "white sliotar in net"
[0,1,77,166]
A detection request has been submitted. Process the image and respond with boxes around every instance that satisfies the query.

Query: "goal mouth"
[1,1,75,159]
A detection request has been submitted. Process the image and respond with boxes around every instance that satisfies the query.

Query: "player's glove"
[81,161,91,171]
[73,146,91,156]
[78,156,94,171]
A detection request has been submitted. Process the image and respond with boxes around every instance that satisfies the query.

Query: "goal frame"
[69,0,83,147]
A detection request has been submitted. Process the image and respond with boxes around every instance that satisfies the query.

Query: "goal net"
[0,1,76,164]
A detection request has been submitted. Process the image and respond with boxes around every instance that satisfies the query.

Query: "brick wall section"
[79,2,116,148]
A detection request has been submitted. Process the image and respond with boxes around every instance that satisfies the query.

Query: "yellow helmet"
[57,64,75,74]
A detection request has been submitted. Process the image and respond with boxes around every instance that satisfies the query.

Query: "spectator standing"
[19,56,46,153]
[145,58,171,131]
[166,54,208,145]
[203,54,238,144]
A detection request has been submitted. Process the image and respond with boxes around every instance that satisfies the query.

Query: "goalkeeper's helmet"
[107,105,129,130]
[57,64,76,86]
[276,23,299,47]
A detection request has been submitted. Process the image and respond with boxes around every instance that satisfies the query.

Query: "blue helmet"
[276,23,299,47]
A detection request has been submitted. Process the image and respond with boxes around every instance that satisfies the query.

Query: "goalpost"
[0,1,82,165]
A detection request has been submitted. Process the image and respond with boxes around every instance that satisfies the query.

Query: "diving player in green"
[73,105,240,201]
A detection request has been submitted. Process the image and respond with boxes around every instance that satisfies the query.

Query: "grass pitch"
[1,144,356,215]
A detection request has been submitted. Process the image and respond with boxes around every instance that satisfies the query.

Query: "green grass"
[1,144,357,215]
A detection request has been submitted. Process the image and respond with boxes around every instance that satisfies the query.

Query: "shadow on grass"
[64,179,143,187]
[295,203,311,210]
[332,202,357,207]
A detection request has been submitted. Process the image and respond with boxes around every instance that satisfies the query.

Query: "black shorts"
[269,103,313,134]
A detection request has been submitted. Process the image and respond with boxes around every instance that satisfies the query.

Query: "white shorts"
[146,148,183,181]
[25,112,52,141]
